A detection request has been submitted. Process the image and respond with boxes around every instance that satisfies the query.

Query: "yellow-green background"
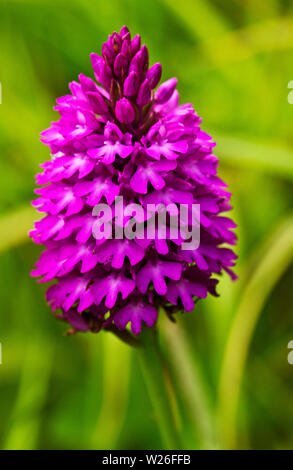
[0,0,293,450]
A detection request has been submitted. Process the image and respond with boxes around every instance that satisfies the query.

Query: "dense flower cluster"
[30,26,237,335]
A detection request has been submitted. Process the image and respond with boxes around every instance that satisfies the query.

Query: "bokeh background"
[0,0,293,450]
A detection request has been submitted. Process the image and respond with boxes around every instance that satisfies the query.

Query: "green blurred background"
[0,0,293,450]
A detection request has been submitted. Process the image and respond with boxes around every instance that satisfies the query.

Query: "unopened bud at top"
[121,39,131,59]
[120,25,130,38]
[155,78,177,104]
[114,53,128,77]
[146,63,162,89]
[129,45,149,77]
[137,79,151,106]
[111,32,122,53]
[131,34,141,55]
[102,43,115,66]
[91,53,113,90]
[123,71,139,97]
[115,98,135,124]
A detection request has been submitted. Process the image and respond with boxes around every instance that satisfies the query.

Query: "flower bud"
[111,32,122,52]
[114,53,128,77]
[123,71,139,97]
[120,25,130,38]
[131,34,141,55]
[129,51,142,76]
[140,45,149,72]
[146,63,162,89]
[137,79,151,106]
[99,63,113,89]
[155,77,177,104]
[121,39,131,59]
[129,45,149,78]
[121,32,131,44]
[102,43,115,66]
[91,54,112,90]
[115,98,135,124]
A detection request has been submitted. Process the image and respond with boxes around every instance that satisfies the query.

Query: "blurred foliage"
[0,0,293,450]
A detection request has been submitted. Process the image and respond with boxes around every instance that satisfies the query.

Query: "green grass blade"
[216,135,293,180]
[218,214,293,449]
[139,327,182,449]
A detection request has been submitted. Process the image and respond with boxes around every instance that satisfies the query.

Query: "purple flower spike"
[115,98,135,124]
[31,26,237,337]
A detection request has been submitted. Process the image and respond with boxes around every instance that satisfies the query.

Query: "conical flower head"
[30,27,237,336]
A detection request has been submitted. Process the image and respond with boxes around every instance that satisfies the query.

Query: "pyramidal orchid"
[30,26,237,338]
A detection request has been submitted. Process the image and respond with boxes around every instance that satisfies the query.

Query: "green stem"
[161,314,216,449]
[138,327,181,450]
